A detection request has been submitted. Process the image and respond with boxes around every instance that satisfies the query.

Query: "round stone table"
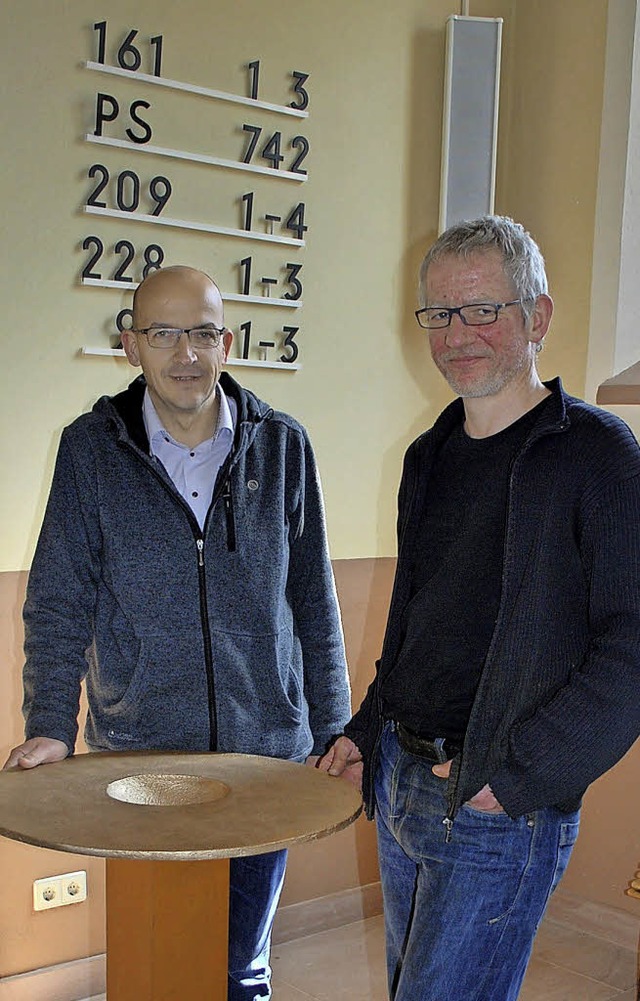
[0,751,362,1000]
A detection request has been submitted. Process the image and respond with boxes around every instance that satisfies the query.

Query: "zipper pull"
[196,538,204,567]
[221,480,236,553]
[443,816,454,844]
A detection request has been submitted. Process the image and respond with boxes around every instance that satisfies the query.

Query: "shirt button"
[192,491,198,497]
[190,452,195,457]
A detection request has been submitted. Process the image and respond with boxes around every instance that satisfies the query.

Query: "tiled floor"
[270,912,638,1001]
[85,903,639,999]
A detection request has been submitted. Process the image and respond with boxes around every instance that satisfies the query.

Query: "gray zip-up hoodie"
[23,373,351,761]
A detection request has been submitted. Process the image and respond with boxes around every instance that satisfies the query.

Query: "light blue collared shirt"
[142,385,237,529]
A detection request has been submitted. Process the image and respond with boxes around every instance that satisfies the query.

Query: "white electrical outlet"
[33,877,61,911]
[33,870,87,911]
[60,870,87,904]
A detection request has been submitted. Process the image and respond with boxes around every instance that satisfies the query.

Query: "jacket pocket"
[211,627,308,757]
[94,639,150,717]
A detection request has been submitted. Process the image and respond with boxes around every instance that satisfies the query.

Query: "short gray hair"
[418,215,548,323]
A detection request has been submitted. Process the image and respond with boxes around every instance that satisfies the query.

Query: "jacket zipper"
[121,441,222,750]
[109,391,265,754]
[195,537,218,750]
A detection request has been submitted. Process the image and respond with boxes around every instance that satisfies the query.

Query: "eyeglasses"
[415,299,530,330]
[133,325,226,349]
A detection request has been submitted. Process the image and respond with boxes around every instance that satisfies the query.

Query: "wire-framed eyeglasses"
[415,299,531,330]
[134,325,226,349]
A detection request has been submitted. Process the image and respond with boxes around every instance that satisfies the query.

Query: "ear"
[121,329,141,367]
[528,293,553,348]
[221,328,233,362]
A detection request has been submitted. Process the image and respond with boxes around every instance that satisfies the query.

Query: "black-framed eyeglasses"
[133,325,226,349]
[415,299,531,330]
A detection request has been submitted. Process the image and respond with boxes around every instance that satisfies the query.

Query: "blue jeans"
[374,723,580,1001]
[228,850,288,1001]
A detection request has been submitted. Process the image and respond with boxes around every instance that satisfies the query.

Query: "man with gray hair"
[320,216,640,1000]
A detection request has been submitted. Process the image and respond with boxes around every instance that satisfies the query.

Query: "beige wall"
[2,0,639,985]
[0,0,613,570]
[0,0,457,571]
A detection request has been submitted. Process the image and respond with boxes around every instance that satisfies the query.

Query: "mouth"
[444,354,487,365]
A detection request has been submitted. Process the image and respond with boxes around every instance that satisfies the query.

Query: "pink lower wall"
[1,557,638,979]
[0,560,391,977]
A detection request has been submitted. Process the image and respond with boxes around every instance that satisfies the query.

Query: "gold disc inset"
[107,774,230,807]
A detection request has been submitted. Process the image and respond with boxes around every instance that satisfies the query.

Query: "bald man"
[5,266,351,1001]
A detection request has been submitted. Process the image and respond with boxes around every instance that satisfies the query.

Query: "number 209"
[86,164,172,216]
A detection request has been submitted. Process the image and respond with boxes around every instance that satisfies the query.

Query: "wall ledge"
[596,359,640,404]
[0,953,105,1001]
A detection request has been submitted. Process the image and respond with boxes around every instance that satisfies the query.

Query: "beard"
[433,342,534,399]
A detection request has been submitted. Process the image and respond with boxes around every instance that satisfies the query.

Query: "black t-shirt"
[380,396,552,742]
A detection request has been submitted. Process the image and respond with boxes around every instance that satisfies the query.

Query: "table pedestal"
[106,857,230,1001]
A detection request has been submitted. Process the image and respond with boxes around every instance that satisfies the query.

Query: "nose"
[443,314,477,348]
[173,331,198,363]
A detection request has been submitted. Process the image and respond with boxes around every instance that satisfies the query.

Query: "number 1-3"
[246,60,310,110]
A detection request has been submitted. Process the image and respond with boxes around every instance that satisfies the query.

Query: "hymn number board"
[80,20,311,369]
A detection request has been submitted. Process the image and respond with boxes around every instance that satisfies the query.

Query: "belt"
[395,722,462,764]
